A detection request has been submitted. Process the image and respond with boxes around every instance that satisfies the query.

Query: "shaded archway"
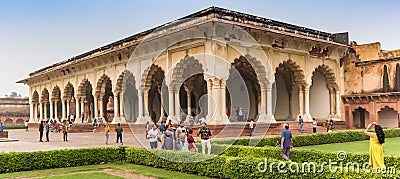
[77,79,94,122]
[273,60,306,121]
[352,107,370,129]
[228,55,260,121]
[4,118,13,125]
[16,119,24,125]
[32,91,39,119]
[122,71,138,122]
[310,65,338,120]
[41,88,50,119]
[63,82,76,120]
[51,86,61,120]
[378,106,398,128]
[96,75,113,122]
[142,65,166,123]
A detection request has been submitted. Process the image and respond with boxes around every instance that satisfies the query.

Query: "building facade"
[18,7,348,125]
[342,42,400,128]
[0,98,29,125]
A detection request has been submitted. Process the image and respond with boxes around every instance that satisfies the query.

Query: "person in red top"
[187,130,198,152]
[167,120,172,128]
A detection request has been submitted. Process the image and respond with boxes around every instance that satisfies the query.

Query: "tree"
[4,92,23,99]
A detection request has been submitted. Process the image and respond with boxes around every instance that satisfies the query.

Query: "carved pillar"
[159,90,164,121]
[75,99,80,123]
[43,102,48,120]
[206,80,213,121]
[185,86,192,121]
[328,88,335,116]
[29,102,34,122]
[49,101,53,120]
[336,90,342,119]
[93,96,98,118]
[112,94,119,124]
[39,102,43,121]
[138,89,143,118]
[220,81,229,123]
[298,86,304,119]
[266,84,276,122]
[168,87,175,120]
[119,93,124,118]
[144,89,150,117]
[80,99,85,122]
[61,100,66,120]
[99,96,104,119]
[303,86,312,122]
[174,86,181,121]
[66,100,70,118]
[54,101,58,120]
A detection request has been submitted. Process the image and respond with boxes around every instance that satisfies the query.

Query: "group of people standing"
[146,120,212,155]
[38,120,69,142]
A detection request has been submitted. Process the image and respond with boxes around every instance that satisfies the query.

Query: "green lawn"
[42,172,122,179]
[298,137,400,156]
[0,162,210,179]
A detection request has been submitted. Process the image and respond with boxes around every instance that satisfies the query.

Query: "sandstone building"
[18,7,353,127]
[0,98,29,125]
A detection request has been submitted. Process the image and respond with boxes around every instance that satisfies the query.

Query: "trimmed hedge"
[213,128,400,147]
[125,147,400,178]
[4,125,26,129]
[0,147,125,173]
[214,144,400,170]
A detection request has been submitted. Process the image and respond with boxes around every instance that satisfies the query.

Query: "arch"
[32,91,39,103]
[95,74,114,122]
[228,55,261,121]
[378,106,398,128]
[16,118,24,125]
[51,86,61,101]
[171,56,204,86]
[123,71,139,122]
[40,88,50,103]
[63,82,75,100]
[352,107,370,129]
[95,75,112,97]
[4,118,13,125]
[77,79,93,98]
[273,60,306,120]
[310,65,338,119]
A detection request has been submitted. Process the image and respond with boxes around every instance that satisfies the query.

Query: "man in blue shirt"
[280,123,293,161]
[298,116,304,132]
[45,121,50,142]
[0,122,4,132]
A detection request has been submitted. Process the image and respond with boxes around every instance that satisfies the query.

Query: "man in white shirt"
[147,124,159,149]
[249,119,254,136]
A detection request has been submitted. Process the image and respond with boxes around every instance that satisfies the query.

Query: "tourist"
[198,116,205,125]
[62,120,68,141]
[45,121,50,142]
[187,129,198,152]
[147,124,159,149]
[298,116,304,132]
[116,123,123,145]
[324,120,330,132]
[249,119,254,137]
[0,122,4,132]
[171,124,178,150]
[329,119,335,132]
[238,108,244,122]
[105,122,110,144]
[39,121,44,142]
[167,120,172,128]
[197,123,212,155]
[25,120,28,132]
[234,106,240,121]
[312,118,317,133]
[364,122,385,169]
[162,125,173,150]
[280,123,292,161]
[175,124,187,151]
[160,121,166,134]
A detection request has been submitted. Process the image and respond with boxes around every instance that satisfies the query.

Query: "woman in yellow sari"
[364,122,385,169]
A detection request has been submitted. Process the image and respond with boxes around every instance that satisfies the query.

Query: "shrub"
[213,128,400,147]
[4,125,26,129]
[0,147,124,173]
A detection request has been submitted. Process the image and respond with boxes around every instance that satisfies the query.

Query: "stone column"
[54,101,58,121]
[99,97,104,119]
[174,87,181,121]
[43,102,48,120]
[49,101,53,120]
[288,89,293,120]
[119,93,124,117]
[328,88,335,117]
[144,89,150,118]
[138,89,143,119]
[168,88,175,121]
[298,86,304,119]
[80,100,85,122]
[336,90,341,119]
[206,81,213,121]
[266,85,276,122]
[62,100,66,120]
[220,81,229,123]
[67,100,71,119]
[29,102,34,122]
[303,86,312,122]
[39,102,43,121]
[93,96,98,119]
[185,86,192,121]
[112,94,119,124]
[158,90,164,121]
[75,99,80,123]
[258,87,268,122]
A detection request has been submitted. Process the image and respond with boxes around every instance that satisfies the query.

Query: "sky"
[0,0,399,97]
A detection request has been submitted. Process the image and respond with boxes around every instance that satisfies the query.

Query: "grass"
[298,137,400,155]
[42,172,122,179]
[0,162,210,179]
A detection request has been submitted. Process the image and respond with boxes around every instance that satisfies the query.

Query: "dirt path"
[11,169,158,179]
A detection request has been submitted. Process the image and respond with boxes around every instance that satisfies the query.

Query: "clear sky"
[1,0,399,97]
